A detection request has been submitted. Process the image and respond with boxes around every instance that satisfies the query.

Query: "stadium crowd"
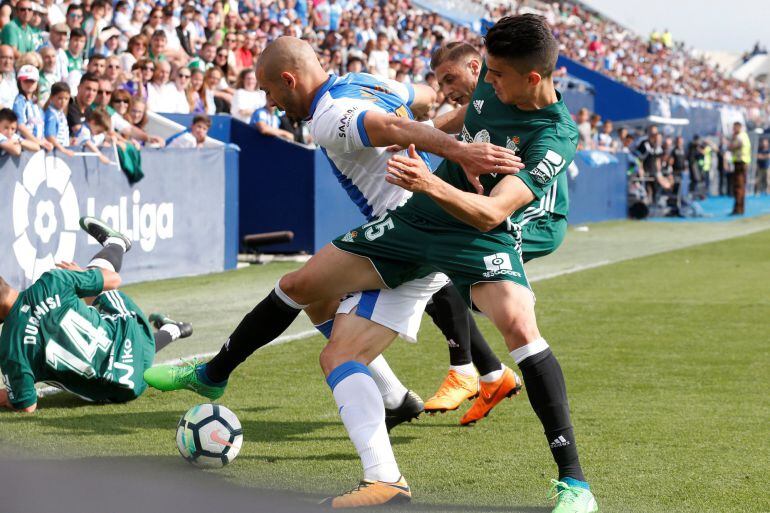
[0,0,766,158]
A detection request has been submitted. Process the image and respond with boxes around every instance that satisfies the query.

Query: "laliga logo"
[12,152,80,282]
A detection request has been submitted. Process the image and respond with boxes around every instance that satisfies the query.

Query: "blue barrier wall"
[568,151,628,224]
[0,148,238,290]
[557,56,649,121]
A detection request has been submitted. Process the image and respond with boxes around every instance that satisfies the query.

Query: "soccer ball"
[176,403,243,468]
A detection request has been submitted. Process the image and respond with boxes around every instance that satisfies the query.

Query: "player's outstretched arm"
[386,145,534,232]
[55,261,121,292]
[432,104,468,134]
[363,111,522,193]
[408,84,437,118]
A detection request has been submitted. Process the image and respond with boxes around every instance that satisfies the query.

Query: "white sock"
[480,365,505,383]
[160,323,181,341]
[368,355,408,409]
[328,362,401,482]
[509,337,550,365]
[104,236,126,252]
[87,258,115,271]
[449,363,477,377]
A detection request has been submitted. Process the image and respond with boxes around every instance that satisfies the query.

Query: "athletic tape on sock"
[160,323,182,341]
[87,258,115,272]
[104,237,127,252]
[273,280,308,310]
[326,361,372,390]
[510,338,550,365]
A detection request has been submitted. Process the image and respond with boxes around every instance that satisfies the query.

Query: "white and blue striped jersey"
[308,72,430,221]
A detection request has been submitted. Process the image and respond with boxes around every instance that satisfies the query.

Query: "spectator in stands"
[38,47,59,104]
[13,65,52,151]
[214,45,235,85]
[596,120,614,152]
[189,41,216,71]
[65,4,84,32]
[86,55,107,77]
[146,59,172,112]
[109,88,132,123]
[235,31,256,70]
[368,32,390,78]
[46,23,69,82]
[129,97,148,130]
[93,26,121,58]
[43,81,73,156]
[120,35,148,74]
[250,96,294,141]
[73,106,112,164]
[188,68,207,114]
[104,56,124,89]
[167,113,210,148]
[655,134,674,194]
[589,113,601,144]
[123,58,152,99]
[0,108,27,156]
[203,66,230,113]
[730,121,751,215]
[0,45,17,108]
[575,107,592,150]
[1,1,38,55]
[65,28,87,90]
[230,68,265,124]
[757,139,770,194]
[176,6,198,58]
[67,72,98,135]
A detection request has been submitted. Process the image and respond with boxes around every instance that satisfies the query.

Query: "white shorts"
[337,272,450,342]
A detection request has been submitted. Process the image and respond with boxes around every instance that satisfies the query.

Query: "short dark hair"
[86,107,111,129]
[0,107,17,123]
[79,72,100,86]
[430,42,481,71]
[66,4,83,15]
[70,27,87,39]
[484,14,558,77]
[49,81,70,97]
[192,114,211,127]
[89,54,106,63]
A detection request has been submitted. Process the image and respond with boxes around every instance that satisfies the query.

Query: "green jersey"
[400,65,577,233]
[0,269,153,408]
[0,19,39,54]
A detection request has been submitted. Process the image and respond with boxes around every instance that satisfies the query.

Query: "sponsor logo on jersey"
[530,150,566,185]
[506,136,520,154]
[337,107,359,139]
[341,230,358,242]
[473,99,484,114]
[473,129,491,144]
[482,253,522,278]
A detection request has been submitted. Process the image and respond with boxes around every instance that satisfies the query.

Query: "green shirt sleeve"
[40,268,105,299]
[0,22,19,47]
[2,363,37,409]
[515,131,577,200]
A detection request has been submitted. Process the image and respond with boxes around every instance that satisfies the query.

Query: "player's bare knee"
[319,343,345,376]
[501,317,540,351]
[278,272,312,305]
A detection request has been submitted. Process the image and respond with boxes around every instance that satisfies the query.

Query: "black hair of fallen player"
[484,14,559,78]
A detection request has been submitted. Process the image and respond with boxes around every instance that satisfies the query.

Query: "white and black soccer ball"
[176,403,243,468]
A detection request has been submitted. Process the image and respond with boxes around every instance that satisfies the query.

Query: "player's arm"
[408,84,436,119]
[0,137,22,156]
[0,389,37,412]
[362,111,522,188]
[432,104,468,134]
[386,145,534,232]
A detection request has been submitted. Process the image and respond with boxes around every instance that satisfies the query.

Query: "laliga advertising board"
[0,148,238,290]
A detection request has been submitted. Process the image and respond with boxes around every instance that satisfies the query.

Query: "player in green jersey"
[421,41,570,425]
[0,217,192,412]
[144,18,597,511]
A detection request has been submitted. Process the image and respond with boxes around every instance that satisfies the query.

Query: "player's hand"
[0,388,10,409]
[386,144,437,193]
[40,139,54,152]
[455,142,523,194]
[56,261,84,271]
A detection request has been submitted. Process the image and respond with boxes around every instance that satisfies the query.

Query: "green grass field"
[1,223,769,513]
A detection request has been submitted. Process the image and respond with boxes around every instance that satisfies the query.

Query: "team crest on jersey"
[530,150,566,185]
[473,99,484,114]
[341,230,358,242]
[506,136,521,154]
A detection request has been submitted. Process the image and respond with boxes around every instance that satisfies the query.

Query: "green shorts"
[91,291,155,402]
[331,211,530,307]
[521,214,567,263]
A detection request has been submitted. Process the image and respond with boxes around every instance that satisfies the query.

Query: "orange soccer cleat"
[423,370,479,413]
[460,366,523,426]
[320,477,411,508]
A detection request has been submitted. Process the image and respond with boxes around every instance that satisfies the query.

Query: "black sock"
[154,330,173,353]
[425,284,472,366]
[468,317,503,376]
[90,244,124,272]
[518,348,585,482]
[204,290,301,383]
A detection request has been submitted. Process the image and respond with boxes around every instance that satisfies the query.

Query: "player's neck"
[516,80,558,111]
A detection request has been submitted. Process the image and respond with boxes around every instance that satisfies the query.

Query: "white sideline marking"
[529,260,611,283]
